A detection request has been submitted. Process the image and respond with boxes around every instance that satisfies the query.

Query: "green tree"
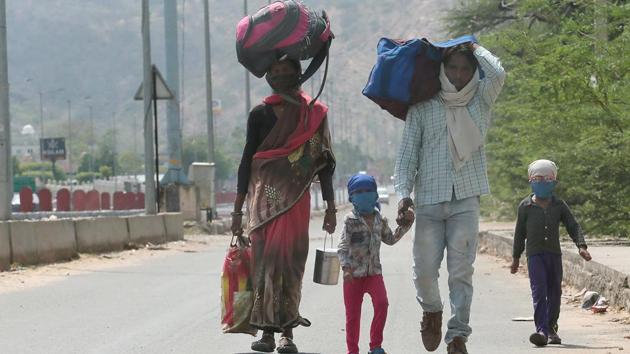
[182,136,235,183]
[446,1,630,236]
[99,165,113,179]
[94,130,119,175]
[12,156,20,176]
[117,151,143,175]
[78,152,96,173]
[20,161,66,181]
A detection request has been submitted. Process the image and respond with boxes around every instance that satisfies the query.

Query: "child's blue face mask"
[530,180,557,199]
[350,191,378,215]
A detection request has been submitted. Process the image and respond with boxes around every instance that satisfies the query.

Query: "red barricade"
[19,187,33,212]
[101,192,111,210]
[123,192,134,210]
[113,191,125,210]
[135,192,145,209]
[85,190,100,211]
[72,190,86,211]
[56,189,71,211]
[38,189,53,212]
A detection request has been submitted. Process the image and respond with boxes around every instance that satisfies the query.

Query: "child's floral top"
[337,210,411,278]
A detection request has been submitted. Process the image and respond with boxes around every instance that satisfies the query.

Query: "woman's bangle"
[231,211,244,216]
[325,208,337,214]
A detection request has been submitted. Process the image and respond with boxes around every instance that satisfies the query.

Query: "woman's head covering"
[528,159,558,178]
[347,174,377,194]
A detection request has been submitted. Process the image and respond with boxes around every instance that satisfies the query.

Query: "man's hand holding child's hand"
[397,210,415,227]
[510,258,519,274]
[397,198,415,227]
[579,247,592,261]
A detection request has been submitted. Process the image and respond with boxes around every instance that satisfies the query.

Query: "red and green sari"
[247,92,334,332]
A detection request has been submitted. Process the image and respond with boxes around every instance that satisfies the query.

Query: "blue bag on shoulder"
[362,34,478,120]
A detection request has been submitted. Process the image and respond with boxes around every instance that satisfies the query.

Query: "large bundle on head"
[236,0,333,89]
[362,35,478,120]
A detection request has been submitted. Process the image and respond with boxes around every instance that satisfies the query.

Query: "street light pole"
[67,99,72,177]
[89,105,94,183]
[0,0,12,220]
[38,92,43,139]
[141,0,157,214]
[203,0,216,215]
[112,111,117,192]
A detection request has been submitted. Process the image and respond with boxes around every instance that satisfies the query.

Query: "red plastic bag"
[221,235,257,335]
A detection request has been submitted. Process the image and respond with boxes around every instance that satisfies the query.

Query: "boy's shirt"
[513,194,587,259]
[337,210,411,278]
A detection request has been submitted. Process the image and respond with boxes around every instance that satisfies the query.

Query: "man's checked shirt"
[395,46,506,206]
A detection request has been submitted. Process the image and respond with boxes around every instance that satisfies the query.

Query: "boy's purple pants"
[527,252,563,336]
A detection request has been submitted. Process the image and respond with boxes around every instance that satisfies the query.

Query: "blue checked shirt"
[395,47,506,206]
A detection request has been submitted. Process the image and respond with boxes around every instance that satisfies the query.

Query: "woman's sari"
[247,92,334,332]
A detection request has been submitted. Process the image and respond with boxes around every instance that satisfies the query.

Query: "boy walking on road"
[338,174,414,354]
[511,159,592,347]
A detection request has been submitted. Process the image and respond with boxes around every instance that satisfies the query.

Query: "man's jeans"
[412,195,479,344]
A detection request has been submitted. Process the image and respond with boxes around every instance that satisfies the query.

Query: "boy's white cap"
[528,159,558,178]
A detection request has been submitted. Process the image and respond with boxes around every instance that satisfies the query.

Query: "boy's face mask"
[350,191,378,215]
[530,180,557,199]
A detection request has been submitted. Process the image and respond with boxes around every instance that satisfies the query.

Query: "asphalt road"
[1,201,628,354]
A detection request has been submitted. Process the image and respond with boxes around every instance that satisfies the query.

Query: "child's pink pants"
[343,274,389,354]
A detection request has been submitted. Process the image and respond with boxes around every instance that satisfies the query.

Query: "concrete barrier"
[0,222,10,271]
[10,219,77,266]
[162,213,183,242]
[478,231,630,312]
[1,213,185,271]
[127,215,166,245]
[75,217,130,254]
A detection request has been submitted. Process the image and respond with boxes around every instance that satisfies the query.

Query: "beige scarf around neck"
[439,64,482,171]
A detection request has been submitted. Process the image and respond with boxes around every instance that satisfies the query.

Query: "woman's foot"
[251,333,275,353]
[276,336,298,353]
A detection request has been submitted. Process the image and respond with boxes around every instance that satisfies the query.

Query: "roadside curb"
[478,230,630,312]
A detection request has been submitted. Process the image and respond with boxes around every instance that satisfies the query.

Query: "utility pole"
[203,0,214,164]
[162,0,186,186]
[142,0,157,214]
[0,0,11,220]
[89,105,94,183]
[243,0,251,117]
[38,92,43,140]
[67,99,72,177]
[112,112,117,192]
[203,0,216,215]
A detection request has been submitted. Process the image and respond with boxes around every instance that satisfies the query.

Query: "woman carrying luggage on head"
[231,58,337,353]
